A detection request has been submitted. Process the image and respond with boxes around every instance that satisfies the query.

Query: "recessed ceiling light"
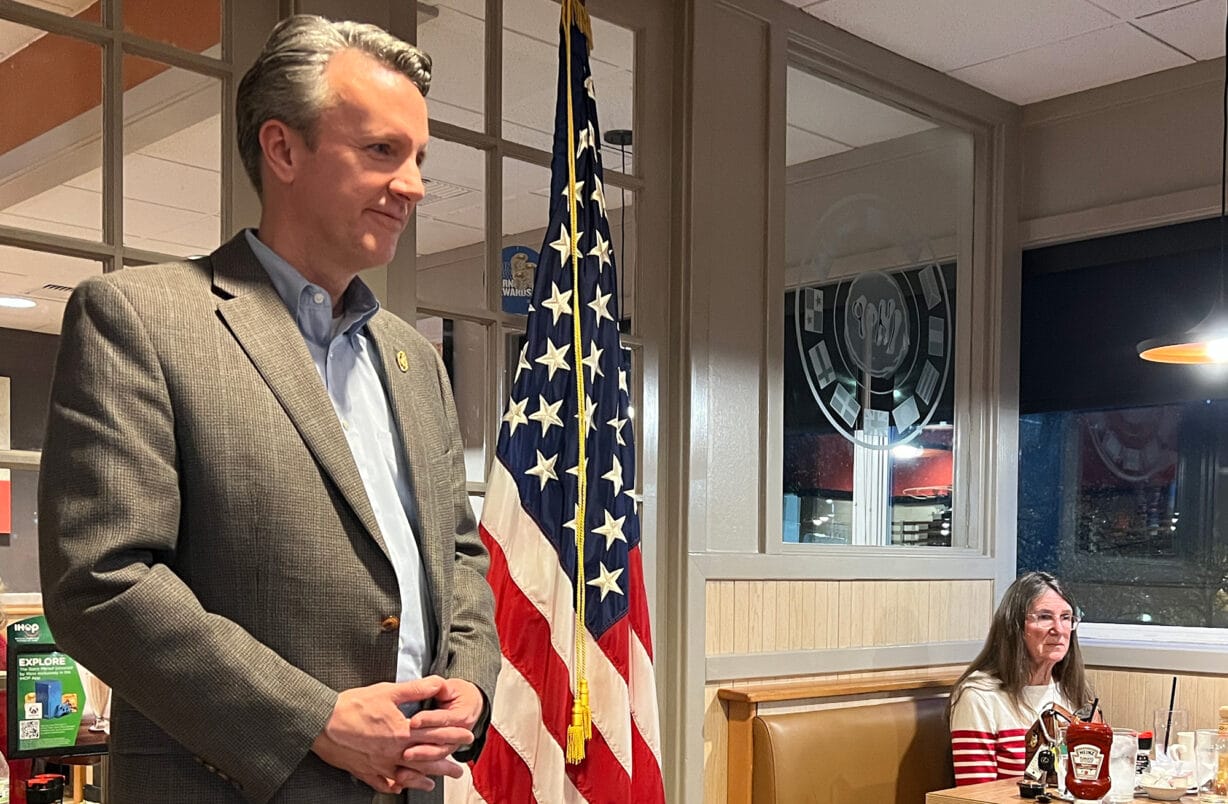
[0,296,36,309]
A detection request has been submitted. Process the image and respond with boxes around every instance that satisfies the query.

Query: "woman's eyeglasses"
[1026,611,1080,631]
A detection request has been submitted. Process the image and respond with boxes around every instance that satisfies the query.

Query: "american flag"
[463,2,665,802]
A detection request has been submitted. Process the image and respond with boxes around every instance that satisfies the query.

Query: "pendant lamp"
[1137,7,1228,364]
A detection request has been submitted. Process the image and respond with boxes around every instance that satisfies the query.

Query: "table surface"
[926,778,1195,803]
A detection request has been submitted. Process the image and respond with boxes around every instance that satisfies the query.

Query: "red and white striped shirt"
[950,672,1071,786]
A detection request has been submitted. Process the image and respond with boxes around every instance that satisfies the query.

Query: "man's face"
[289,48,428,275]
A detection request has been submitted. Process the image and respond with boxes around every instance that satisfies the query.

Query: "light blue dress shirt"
[245,229,435,696]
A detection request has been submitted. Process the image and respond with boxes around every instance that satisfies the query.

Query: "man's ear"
[258,119,301,187]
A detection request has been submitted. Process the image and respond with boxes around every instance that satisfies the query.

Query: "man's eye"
[369,144,392,156]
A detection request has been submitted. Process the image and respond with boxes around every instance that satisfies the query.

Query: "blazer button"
[380,615,400,633]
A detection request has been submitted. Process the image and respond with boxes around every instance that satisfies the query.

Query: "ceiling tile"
[1133,0,1226,61]
[123,199,209,240]
[0,212,101,244]
[65,167,102,193]
[1089,0,1197,19]
[154,214,221,254]
[809,0,1119,72]
[418,5,486,123]
[0,244,101,288]
[418,217,484,255]
[5,185,101,230]
[125,154,220,216]
[950,22,1191,104]
[787,67,935,147]
[786,125,851,166]
[139,115,221,171]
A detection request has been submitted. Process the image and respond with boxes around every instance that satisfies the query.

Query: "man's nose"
[390,162,425,205]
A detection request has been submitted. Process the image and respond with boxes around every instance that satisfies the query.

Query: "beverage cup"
[1107,729,1139,804]
[1196,728,1228,802]
[1155,709,1190,759]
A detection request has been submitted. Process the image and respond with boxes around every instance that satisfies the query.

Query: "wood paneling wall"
[705,579,993,655]
[1087,668,1228,735]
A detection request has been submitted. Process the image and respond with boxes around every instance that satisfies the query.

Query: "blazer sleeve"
[428,345,501,759]
[38,278,337,804]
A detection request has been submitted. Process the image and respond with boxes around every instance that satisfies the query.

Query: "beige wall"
[705,579,992,656]
[1088,668,1228,735]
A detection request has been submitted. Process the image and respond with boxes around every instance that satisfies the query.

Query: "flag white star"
[587,561,624,601]
[588,289,614,325]
[535,338,570,380]
[588,230,612,270]
[541,282,573,325]
[563,505,580,534]
[574,394,598,435]
[584,75,596,100]
[502,396,528,435]
[528,394,564,436]
[591,176,607,216]
[525,449,558,490]
[561,180,585,204]
[628,489,643,512]
[515,343,531,382]
[575,122,597,159]
[607,413,627,446]
[592,509,627,550]
[549,224,579,264]
[582,342,605,380]
[619,368,629,393]
[602,454,625,496]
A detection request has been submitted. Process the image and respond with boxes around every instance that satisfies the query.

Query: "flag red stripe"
[631,718,667,804]
[625,545,654,661]
[565,721,632,799]
[471,726,537,804]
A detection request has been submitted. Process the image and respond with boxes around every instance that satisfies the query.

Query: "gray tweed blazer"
[37,233,499,803]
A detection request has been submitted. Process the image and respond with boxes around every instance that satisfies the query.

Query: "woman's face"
[1023,588,1074,674]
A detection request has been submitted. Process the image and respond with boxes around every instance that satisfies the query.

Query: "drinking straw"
[1163,675,1178,752]
[1088,697,1099,722]
[1163,677,1178,751]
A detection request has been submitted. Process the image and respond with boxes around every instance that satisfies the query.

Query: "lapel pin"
[396,350,409,373]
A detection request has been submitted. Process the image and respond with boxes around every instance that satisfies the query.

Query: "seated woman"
[949,571,1094,786]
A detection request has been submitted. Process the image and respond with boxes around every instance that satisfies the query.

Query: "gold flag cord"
[562,0,594,766]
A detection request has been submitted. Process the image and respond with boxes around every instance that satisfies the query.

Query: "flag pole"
[561,0,596,766]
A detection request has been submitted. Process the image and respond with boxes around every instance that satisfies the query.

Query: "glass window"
[782,64,971,547]
[0,23,103,242]
[124,0,221,54]
[417,315,489,483]
[416,0,484,131]
[502,0,633,157]
[418,139,487,310]
[1019,218,1228,629]
[122,55,223,257]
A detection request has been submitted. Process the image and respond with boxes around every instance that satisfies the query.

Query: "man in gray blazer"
[37,15,499,804]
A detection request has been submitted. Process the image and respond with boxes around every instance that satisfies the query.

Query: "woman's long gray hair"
[951,571,1093,717]
[236,14,432,195]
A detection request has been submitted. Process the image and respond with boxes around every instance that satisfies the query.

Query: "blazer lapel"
[209,235,390,560]
[366,315,449,625]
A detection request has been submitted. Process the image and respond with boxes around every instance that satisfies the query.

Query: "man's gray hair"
[236,14,432,195]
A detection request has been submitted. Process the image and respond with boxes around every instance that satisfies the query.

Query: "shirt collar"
[244,228,380,345]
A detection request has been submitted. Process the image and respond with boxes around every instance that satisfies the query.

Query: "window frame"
[751,33,1017,583]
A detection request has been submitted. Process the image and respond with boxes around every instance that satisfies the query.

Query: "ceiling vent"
[26,282,75,301]
[420,177,473,206]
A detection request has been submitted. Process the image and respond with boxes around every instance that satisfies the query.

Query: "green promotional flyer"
[6,616,108,757]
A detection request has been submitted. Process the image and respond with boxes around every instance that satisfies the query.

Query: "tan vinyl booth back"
[750,695,955,803]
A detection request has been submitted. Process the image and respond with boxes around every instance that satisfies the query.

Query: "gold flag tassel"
[562,0,594,766]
